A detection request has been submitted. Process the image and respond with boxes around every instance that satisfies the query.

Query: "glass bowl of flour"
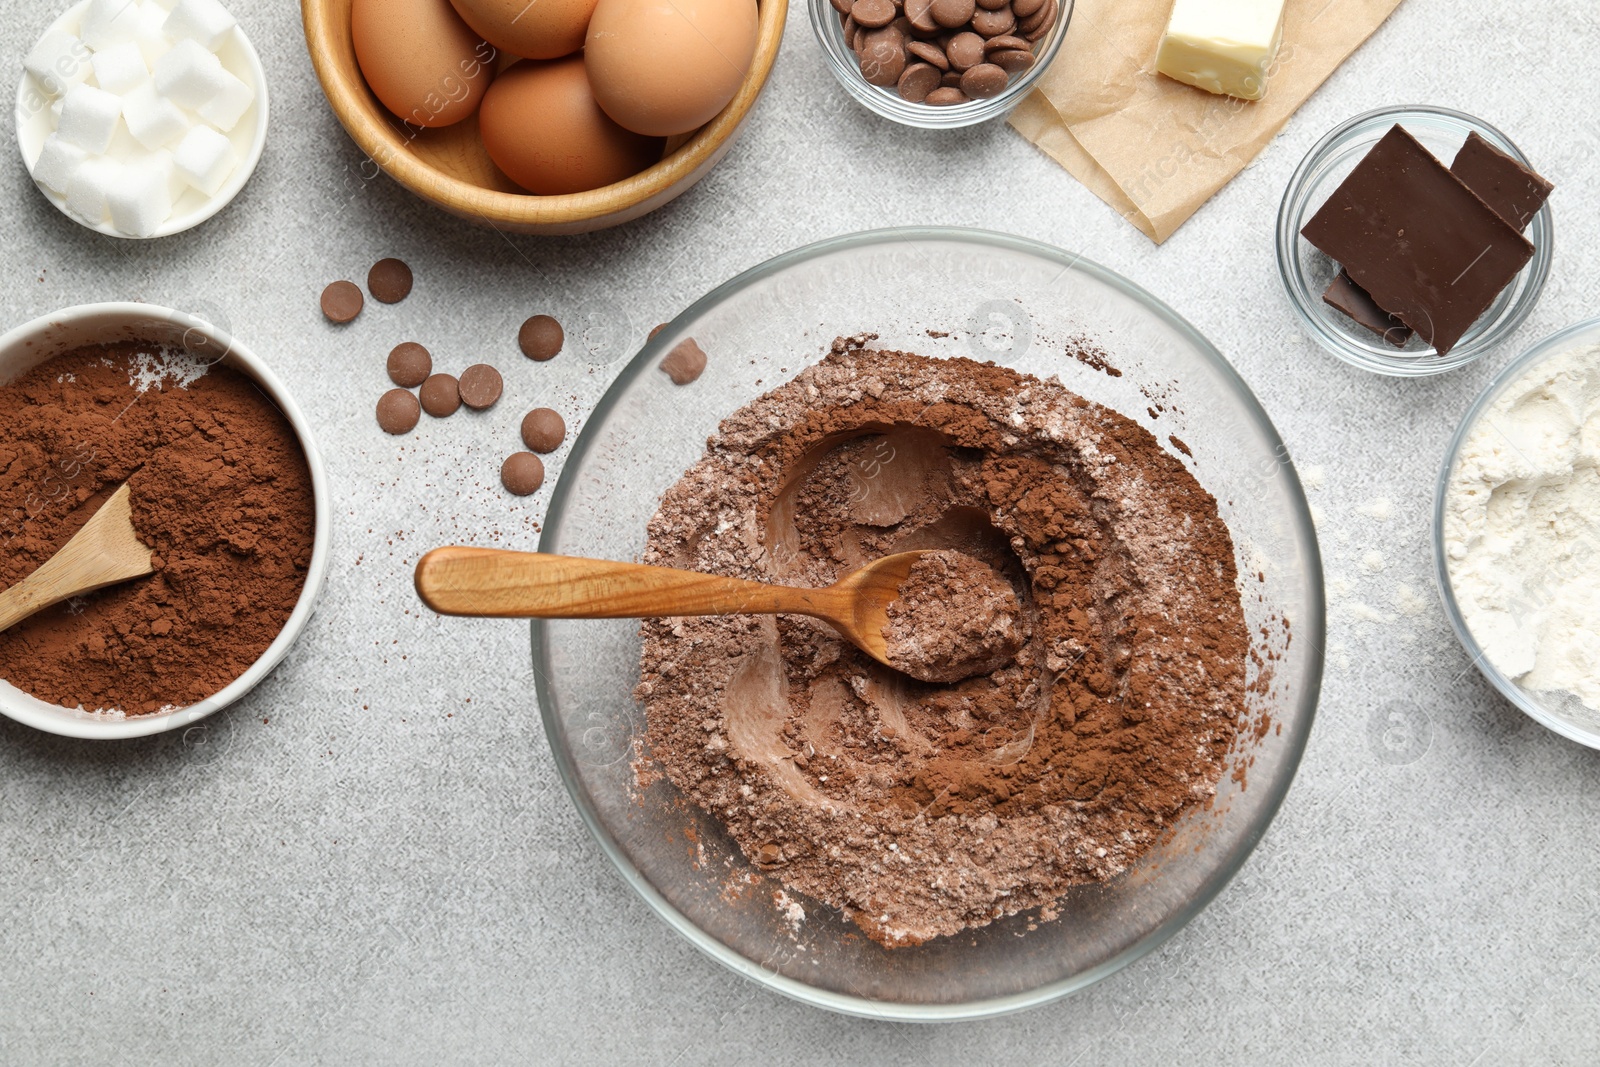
[1436,316,1600,747]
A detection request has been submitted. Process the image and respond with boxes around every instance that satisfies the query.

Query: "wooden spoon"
[415,547,931,674]
[0,483,155,634]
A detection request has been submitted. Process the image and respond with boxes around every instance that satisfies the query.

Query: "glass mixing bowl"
[1434,316,1600,748]
[534,228,1324,1019]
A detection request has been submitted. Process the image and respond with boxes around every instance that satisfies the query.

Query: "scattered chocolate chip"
[659,338,707,385]
[367,258,413,303]
[501,452,545,496]
[376,388,420,435]
[521,407,566,453]
[960,62,1009,98]
[420,373,460,418]
[898,61,942,102]
[519,315,564,361]
[387,342,432,387]
[320,281,362,324]
[458,364,503,410]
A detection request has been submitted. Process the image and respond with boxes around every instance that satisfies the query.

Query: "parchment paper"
[1011,0,1405,243]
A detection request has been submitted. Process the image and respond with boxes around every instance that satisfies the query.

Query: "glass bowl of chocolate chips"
[809,0,1072,127]
[534,228,1324,1018]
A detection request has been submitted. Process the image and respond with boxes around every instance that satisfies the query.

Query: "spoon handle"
[414,548,840,621]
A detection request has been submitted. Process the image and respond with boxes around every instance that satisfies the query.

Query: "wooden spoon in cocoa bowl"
[413,547,1024,684]
[0,483,154,634]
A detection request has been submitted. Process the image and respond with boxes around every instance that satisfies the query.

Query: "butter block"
[1156,0,1285,102]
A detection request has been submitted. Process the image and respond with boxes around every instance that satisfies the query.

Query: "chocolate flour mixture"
[635,342,1248,947]
[0,344,315,715]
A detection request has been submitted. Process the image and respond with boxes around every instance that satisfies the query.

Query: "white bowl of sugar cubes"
[15,0,268,239]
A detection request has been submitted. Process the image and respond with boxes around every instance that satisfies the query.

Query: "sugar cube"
[51,97,65,122]
[162,0,237,51]
[65,158,121,223]
[171,124,234,196]
[122,80,191,149]
[33,134,90,195]
[81,0,144,51]
[153,38,227,110]
[134,1,174,67]
[107,157,174,236]
[145,148,187,202]
[24,32,92,97]
[58,84,124,154]
[90,41,149,95]
[196,67,253,131]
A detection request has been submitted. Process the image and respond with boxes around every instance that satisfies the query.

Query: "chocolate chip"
[960,62,1009,98]
[905,0,939,33]
[830,0,852,13]
[975,0,1009,9]
[387,342,432,387]
[851,0,895,28]
[908,40,949,69]
[1011,0,1044,17]
[971,7,1014,37]
[458,364,503,410]
[420,373,460,418]
[898,61,942,102]
[989,48,1034,73]
[842,12,858,42]
[1021,0,1056,38]
[860,36,907,86]
[376,388,420,435]
[984,33,1029,51]
[924,86,969,105]
[659,338,707,385]
[940,70,963,87]
[367,258,413,303]
[501,452,545,496]
[519,315,564,361]
[945,31,985,70]
[320,281,362,324]
[521,407,566,453]
[649,322,668,340]
[930,0,975,28]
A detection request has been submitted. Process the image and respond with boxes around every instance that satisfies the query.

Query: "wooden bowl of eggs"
[302,0,784,234]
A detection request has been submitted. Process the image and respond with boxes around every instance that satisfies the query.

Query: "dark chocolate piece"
[1301,126,1533,355]
[1450,131,1554,232]
[1323,270,1412,345]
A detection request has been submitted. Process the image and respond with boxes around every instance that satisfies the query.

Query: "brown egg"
[447,0,597,60]
[478,58,664,195]
[352,0,496,127]
[585,0,758,137]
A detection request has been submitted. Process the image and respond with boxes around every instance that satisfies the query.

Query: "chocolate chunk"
[501,452,545,496]
[376,388,420,435]
[420,373,460,417]
[367,258,413,303]
[320,281,362,324]
[387,342,432,387]
[521,407,566,453]
[519,315,564,361]
[458,364,503,410]
[1451,132,1554,232]
[1323,270,1412,345]
[659,338,707,385]
[1300,126,1534,356]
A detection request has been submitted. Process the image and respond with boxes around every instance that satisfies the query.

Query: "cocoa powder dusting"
[635,343,1247,947]
[0,344,315,714]
[881,549,1026,684]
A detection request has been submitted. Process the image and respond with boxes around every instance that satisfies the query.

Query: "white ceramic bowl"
[14,1,270,239]
[0,303,330,739]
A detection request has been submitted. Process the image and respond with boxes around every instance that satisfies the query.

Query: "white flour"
[1442,343,1600,710]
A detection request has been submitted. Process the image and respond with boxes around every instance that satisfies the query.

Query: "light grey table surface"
[3,0,1598,1063]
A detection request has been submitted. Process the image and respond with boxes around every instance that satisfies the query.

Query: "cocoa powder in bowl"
[635,342,1248,947]
[0,342,316,715]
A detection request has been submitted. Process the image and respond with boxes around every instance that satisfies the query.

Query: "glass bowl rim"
[533,226,1326,1020]
[1274,103,1554,378]
[806,0,1075,129]
[1431,314,1600,749]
